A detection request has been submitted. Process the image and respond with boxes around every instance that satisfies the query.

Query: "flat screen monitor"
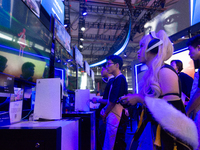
[74,46,83,68]
[90,69,94,81]
[84,61,90,76]
[0,0,53,83]
[54,18,71,54]
[191,0,200,25]
[22,0,41,18]
[41,0,64,25]
[77,66,87,89]
[54,40,77,92]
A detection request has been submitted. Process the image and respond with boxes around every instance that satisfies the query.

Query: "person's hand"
[101,112,107,123]
[90,97,98,104]
[119,93,144,105]
[100,107,107,123]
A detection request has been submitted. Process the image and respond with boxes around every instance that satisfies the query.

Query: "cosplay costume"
[131,65,198,150]
[102,73,128,150]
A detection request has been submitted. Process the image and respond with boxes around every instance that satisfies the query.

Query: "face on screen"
[144,0,190,36]
[144,9,180,36]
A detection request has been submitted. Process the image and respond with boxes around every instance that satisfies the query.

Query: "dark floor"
[125,120,138,150]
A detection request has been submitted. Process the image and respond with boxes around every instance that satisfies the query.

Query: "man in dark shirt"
[185,35,200,117]
[101,55,128,150]
[91,63,114,149]
[185,34,200,150]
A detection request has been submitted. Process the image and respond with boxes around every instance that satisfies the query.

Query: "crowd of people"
[91,31,200,150]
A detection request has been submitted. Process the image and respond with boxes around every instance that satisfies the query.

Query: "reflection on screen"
[41,0,64,25]
[0,0,52,82]
[22,0,41,18]
[54,40,77,92]
[54,18,71,53]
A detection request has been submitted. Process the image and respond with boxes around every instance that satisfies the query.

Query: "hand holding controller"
[116,96,127,104]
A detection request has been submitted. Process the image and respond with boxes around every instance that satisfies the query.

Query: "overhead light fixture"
[81,20,85,31]
[64,19,70,28]
[124,52,127,57]
[79,41,83,48]
[80,33,84,41]
[81,26,85,31]
[82,7,87,16]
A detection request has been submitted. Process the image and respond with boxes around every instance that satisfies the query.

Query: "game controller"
[116,96,126,104]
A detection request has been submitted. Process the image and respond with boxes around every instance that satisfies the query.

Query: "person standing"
[186,35,200,117]
[120,30,198,150]
[170,59,193,104]
[91,63,114,150]
[185,35,200,150]
[101,55,128,150]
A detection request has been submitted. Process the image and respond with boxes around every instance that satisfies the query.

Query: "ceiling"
[64,0,180,69]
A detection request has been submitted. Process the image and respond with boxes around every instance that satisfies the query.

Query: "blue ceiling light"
[89,20,131,68]
[89,59,107,68]
[82,7,87,16]
[124,52,127,57]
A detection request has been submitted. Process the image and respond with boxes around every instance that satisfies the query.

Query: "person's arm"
[101,102,115,122]
[119,93,144,105]
[185,88,200,115]
[90,97,107,104]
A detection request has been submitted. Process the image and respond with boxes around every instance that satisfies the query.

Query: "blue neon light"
[90,21,131,68]
[134,63,142,94]
[89,59,107,68]
[173,47,188,54]
[0,44,50,60]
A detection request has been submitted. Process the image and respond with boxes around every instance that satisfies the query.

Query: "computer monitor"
[0,0,53,83]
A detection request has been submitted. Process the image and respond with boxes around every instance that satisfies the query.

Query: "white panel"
[34,78,62,120]
[75,89,90,111]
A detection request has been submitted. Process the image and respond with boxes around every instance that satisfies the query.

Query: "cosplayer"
[120,30,198,150]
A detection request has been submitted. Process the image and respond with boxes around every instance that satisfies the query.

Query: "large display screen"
[0,0,52,82]
[54,40,77,92]
[144,0,190,36]
[22,0,41,18]
[84,61,90,76]
[191,0,200,25]
[90,69,94,81]
[74,46,83,68]
[54,18,71,53]
[41,0,64,25]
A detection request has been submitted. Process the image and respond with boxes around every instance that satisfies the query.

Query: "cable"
[21,109,33,120]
